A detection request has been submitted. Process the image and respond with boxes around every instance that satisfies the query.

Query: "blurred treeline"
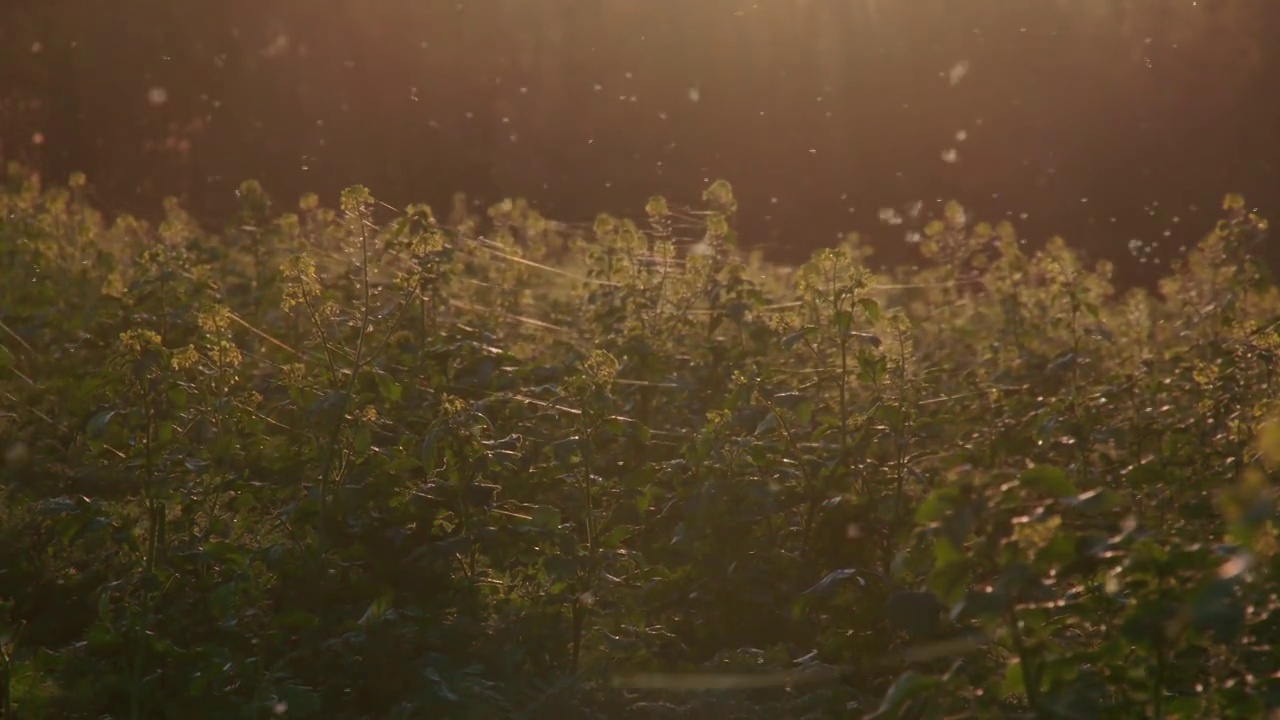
[2,0,1277,279]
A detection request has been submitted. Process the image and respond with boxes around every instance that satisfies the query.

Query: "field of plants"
[1,163,1278,718]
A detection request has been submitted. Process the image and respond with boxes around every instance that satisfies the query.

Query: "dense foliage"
[1,163,1278,718]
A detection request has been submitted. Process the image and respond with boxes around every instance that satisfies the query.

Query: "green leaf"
[940,505,975,550]
[801,568,867,599]
[931,535,962,568]
[858,297,882,323]
[273,684,322,717]
[420,429,441,471]
[833,309,854,335]
[1189,579,1246,644]
[794,398,814,426]
[1120,598,1178,648]
[376,373,403,404]
[551,436,582,464]
[1000,659,1026,699]
[1038,530,1078,566]
[530,505,561,530]
[1020,465,1077,499]
[634,486,654,515]
[358,593,395,626]
[916,487,959,524]
[202,540,249,568]
[542,553,576,581]
[707,312,724,335]
[952,588,1005,623]
[927,548,972,603]
[353,426,372,454]
[770,392,808,410]
[1066,487,1121,514]
[1165,697,1206,718]
[754,412,779,436]
[781,326,816,350]
[867,670,939,719]
[601,525,633,549]
[86,409,117,438]
[884,590,946,639]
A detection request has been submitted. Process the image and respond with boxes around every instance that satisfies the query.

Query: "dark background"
[3,0,1278,285]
